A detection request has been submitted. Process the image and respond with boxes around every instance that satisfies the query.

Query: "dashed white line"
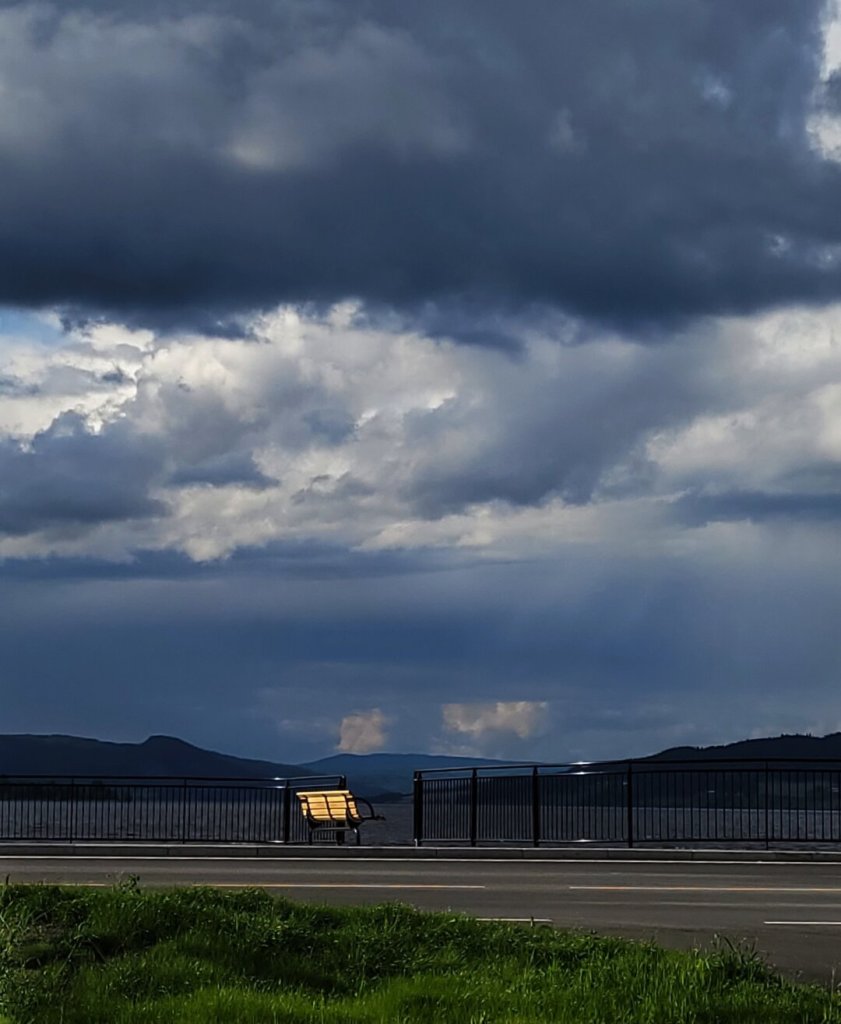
[570,885,841,893]
[476,917,552,924]
[765,921,841,927]
[53,881,487,890]
[1,855,839,866]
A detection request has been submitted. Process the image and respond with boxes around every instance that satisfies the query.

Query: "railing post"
[336,775,347,846]
[626,762,634,848]
[413,772,424,846]
[531,767,541,847]
[282,783,291,844]
[764,761,769,850]
[469,769,478,847]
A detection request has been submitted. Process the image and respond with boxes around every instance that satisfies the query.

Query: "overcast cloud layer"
[0,0,841,324]
[2,0,841,762]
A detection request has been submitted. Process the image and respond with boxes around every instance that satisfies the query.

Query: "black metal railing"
[413,759,841,847]
[0,774,345,843]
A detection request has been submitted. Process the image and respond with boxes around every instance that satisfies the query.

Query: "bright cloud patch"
[337,709,390,753]
[442,701,549,740]
[1,302,841,563]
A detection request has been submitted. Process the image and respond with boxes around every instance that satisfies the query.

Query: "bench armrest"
[355,796,385,821]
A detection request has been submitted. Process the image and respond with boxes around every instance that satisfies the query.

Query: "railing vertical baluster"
[626,761,634,848]
[531,767,541,847]
[469,768,478,847]
[738,769,744,841]
[68,778,75,842]
[820,770,825,842]
[282,783,291,844]
[802,770,808,842]
[180,778,188,843]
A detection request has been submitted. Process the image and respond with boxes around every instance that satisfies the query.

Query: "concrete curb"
[3,843,841,863]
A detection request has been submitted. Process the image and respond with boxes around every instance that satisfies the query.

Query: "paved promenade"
[4,847,841,983]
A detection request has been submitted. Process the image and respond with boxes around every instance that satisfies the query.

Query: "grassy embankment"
[1,881,839,1023]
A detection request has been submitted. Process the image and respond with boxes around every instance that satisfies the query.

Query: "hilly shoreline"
[0,734,512,800]
[2,731,840,800]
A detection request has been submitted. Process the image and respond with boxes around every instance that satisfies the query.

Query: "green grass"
[0,880,839,1023]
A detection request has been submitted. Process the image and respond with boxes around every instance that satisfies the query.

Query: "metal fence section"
[0,774,345,843]
[413,760,841,847]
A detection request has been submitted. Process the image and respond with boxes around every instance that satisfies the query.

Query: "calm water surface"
[3,800,840,847]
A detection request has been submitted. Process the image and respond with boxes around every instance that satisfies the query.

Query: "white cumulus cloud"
[337,708,390,753]
[442,701,549,740]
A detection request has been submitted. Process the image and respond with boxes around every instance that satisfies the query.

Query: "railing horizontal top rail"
[414,757,841,778]
[0,774,341,785]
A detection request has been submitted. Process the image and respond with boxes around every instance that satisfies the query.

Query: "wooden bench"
[296,789,384,845]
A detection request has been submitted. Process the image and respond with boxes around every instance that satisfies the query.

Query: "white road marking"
[206,883,487,890]
[765,921,841,926]
[20,881,486,890]
[570,885,841,894]
[476,917,552,924]
[1,855,839,866]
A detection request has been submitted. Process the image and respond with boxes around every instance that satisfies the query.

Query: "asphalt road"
[4,854,841,983]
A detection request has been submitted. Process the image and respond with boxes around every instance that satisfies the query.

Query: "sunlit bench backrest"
[296,790,359,823]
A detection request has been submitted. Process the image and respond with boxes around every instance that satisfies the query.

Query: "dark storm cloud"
[167,451,273,488]
[0,373,37,396]
[675,488,841,525]
[403,341,706,515]
[0,412,165,534]
[670,457,841,527]
[0,0,837,326]
[0,540,462,583]
[820,68,841,112]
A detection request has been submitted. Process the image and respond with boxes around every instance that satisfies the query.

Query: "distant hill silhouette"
[0,736,515,798]
[3,732,840,797]
[0,734,314,780]
[648,733,841,761]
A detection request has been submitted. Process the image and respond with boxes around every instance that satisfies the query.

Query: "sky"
[2,0,841,764]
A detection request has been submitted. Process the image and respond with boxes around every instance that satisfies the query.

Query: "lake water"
[0,798,414,845]
[4,800,841,847]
